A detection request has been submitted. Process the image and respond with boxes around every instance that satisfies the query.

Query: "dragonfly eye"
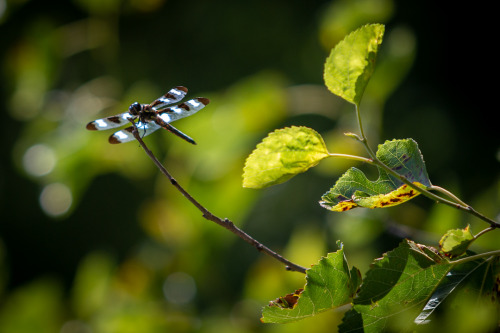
[129,102,142,115]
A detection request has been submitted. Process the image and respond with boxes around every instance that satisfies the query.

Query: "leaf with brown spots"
[320,138,431,211]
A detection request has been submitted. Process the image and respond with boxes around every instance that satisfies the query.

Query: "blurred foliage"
[0,0,499,332]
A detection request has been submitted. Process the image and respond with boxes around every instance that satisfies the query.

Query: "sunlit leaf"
[320,138,431,211]
[339,240,451,332]
[262,243,359,323]
[324,23,385,105]
[439,225,475,257]
[243,126,329,189]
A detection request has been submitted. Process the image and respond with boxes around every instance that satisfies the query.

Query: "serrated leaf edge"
[242,126,329,189]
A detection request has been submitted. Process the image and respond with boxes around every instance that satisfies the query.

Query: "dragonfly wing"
[86,112,134,131]
[157,97,210,123]
[108,121,161,144]
[150,86,188,110]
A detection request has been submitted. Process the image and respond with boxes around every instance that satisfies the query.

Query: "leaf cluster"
[242,24,500,331]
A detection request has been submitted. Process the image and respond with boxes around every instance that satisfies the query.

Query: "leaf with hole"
[262,243,360,324]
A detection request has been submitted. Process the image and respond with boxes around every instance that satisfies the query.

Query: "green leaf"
[439,225,475,257]
[320,138,431,211]
[414,254,493,324]
[243,126,329,189]
[262,243,358,323]
[324,23,385,105]
[339,240,452,333]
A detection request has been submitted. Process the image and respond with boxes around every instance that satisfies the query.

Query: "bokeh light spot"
[39,183,72,217]
[163,272,196,305]
[23,144,56,177]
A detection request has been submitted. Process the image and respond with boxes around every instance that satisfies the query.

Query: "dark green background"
[0,0,498,332]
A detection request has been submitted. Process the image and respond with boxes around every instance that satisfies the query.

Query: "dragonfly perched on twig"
[86,86,209,144]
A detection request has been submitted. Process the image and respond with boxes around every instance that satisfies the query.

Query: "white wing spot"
[95,119,109,128]
[188,100,202,108]
[159,113,172,122]
[170,106,183,114]
[115,131,128,140]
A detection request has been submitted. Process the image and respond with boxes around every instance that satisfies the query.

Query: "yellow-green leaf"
[355,182,427,209]
[324,23,385,105]
[243,126,329,189]
[439,225,474,257]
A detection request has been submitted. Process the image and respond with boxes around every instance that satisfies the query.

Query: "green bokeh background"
[0,0,498,332]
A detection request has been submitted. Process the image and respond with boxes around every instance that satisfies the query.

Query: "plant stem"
[129,121,307,274]
[328,153,373,164]
[428,185,468,206]
[352,103,500,229]
[450,249,500,265]
[473,226,495,240]
[354,104,377,158]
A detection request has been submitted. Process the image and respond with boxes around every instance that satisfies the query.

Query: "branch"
[352,104,500,229]
[128,120,307,274]
[374,157,500,229]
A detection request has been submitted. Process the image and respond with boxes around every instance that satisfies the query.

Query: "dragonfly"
[86,86,210,144]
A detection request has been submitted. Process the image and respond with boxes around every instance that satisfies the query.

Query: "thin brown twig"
[129,120,307,274]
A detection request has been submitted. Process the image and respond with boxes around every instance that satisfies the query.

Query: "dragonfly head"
[129,102,142,116]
